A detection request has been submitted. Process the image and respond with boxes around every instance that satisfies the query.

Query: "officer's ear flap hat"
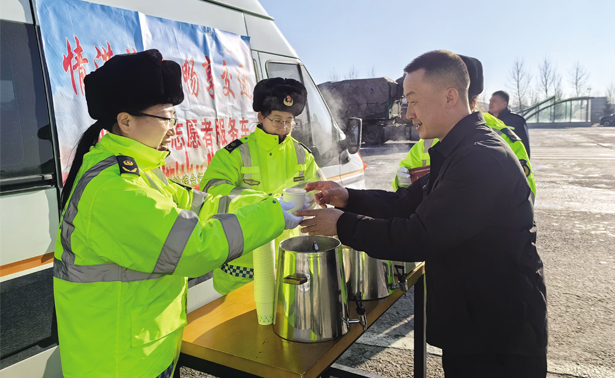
[252,78,307,117]
[84,49,184,121]
[457,54,484,97]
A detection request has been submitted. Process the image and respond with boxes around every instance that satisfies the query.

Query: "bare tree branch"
[367,65,376,78]
[605,82,614,105]
[529,89,541,107]
[345,65,358,80]
[507,58,532,111]
[569,61,590,97]
[329,68,339,81]
[553,72,564,100]
[537,57,555,100]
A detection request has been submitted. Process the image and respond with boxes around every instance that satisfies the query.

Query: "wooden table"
[177,263,426,378]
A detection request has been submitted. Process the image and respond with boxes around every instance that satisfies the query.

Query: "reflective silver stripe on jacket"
[230,187,247,196]
[153,209,199,274]
[239,143,252,181]
[204,179,233,192]
[217,187,248,214]
[60,156,118,266]
[293,141,306,177]
[217,195,236,214]
[151,167,169,185]
[191,190,208,213]
[143,172,162,194]
[211,213,244,263]
[56,155,194,283]
[54,258,165,283]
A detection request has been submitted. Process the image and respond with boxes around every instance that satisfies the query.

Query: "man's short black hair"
[404,50,470,104]
[492,90,509,104]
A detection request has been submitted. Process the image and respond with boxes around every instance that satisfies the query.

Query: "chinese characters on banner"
[160,117,252,187]
[63,38,137,96]
[37,0,258,188]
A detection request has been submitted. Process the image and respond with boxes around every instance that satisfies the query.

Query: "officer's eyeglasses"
[266,117,296,128]
[130,112,178,128]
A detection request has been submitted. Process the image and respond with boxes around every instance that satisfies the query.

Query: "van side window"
[266,62,338,167]
[300,65,337,164]
[0,20,54,189]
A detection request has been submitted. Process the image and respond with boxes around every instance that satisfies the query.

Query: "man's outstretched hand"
[304,181,349,209]
[296,208,343,236]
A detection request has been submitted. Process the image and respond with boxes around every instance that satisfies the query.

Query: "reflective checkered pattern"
[221,263,254,278]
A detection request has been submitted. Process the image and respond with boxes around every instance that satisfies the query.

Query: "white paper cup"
[254,241,275,323]
[255,301,274,325]
[282,188,307,215]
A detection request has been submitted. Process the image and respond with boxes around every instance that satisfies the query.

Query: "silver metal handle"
[282,274,307,285]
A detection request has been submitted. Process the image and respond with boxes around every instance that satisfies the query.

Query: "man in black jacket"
[489,90,531,157]
[297,50,547,377]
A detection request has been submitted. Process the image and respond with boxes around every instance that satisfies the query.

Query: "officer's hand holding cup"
[278,200,304,229]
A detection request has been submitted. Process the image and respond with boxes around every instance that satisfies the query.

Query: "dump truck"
[318,77,418,145]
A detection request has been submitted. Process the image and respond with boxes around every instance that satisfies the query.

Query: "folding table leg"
[414,274,426,378]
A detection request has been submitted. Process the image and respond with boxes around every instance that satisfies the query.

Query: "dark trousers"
[442,351,547,378]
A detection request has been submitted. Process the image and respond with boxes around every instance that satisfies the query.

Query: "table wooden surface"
[181,263,425,378]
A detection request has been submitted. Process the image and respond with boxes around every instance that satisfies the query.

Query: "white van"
[0,0,364,376]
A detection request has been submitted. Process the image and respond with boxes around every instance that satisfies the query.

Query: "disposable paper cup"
[283,188,307,215]
[255,301,274,325]
[254,241,275,323]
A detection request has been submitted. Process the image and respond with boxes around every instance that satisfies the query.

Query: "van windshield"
[267,62,342,167]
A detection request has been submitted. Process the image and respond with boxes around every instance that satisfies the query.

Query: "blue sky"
[260,0,615,102]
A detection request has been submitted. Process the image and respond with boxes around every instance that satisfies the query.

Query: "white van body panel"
[206,0,271,17]
[244,14,297,57]
[0,347,62,378]
[0,0,364,375]
[187,277,223,313]
[0,189,58,267]
[80,0,248,36]
[340,154,366,189]
[1,0,33,23]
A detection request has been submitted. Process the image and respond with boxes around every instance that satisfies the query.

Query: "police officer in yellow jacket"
[53,50,298,378]
[393,55,536,202]
[200,78,322,295]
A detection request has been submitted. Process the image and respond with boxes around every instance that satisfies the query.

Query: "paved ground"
[181,126,614,378]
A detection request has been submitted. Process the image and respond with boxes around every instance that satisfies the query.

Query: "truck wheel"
[363,125,384,145]
[604,120,612,127]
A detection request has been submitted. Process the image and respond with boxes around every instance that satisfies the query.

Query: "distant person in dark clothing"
[298,50,547,378]
[489,90,531,157]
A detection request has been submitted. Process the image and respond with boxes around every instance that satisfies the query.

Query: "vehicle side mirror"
[345,117,362,154]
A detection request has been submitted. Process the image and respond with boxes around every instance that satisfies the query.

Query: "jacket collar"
[498,107,512,118]
[253,125,292,152]
[96,133,169,171]
[431,112,486,158]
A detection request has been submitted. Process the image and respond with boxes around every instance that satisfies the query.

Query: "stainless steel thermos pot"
[273,236,367,343]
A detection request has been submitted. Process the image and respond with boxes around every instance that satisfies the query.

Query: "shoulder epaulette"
[117,155,139,176]
[499,127,521,142]
[298,141,312,154]
[224,139,243,153]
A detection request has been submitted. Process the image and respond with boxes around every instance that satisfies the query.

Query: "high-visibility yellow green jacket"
[200,126,322,295]
[53,133,284,378]
[392,112,536,201]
